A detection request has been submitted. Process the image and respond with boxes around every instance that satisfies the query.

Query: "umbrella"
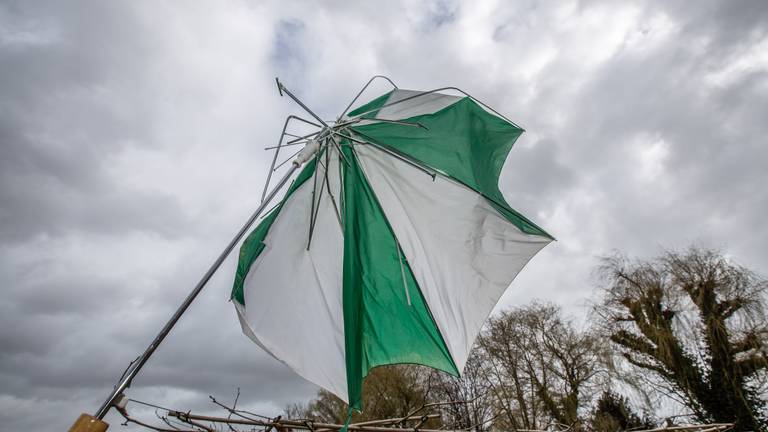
[76,77,554,432]
[232,77,554,411]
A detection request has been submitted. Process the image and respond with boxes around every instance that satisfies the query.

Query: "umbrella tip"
[275,77,283,97]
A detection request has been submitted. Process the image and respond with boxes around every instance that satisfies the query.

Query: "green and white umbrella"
[231,82,554,411]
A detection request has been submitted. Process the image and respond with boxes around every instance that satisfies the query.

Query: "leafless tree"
[478,303,605,431]
[429,350,495,430]
[286,365,442,427]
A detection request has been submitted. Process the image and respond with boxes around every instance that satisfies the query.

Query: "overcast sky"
[1,0,767,430]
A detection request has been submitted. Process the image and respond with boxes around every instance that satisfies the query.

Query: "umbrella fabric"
[231,89,553,410]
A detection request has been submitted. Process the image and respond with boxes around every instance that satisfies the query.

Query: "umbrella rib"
[286,129,325,144]
[347,86,524,130]
[337,75,399,121]
[276,79,329,127]
[334,130,437,180]
[396,244,412,306]
[261,115,323,203]
[272,147,304,171]
[323,146,344,229]
[309,154,330,250]
[329,134,351,167]
[356,118,428,129]
[337,146,346,227]
[306,148,326,251]
[263,140,309,151]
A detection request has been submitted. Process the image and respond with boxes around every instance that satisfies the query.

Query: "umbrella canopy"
[231,88,554,411]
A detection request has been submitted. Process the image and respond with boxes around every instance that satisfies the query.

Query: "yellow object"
[68,413,109,432]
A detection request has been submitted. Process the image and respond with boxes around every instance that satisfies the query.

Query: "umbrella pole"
[275,77,330,128]
[71,78,328,431]
[70,161,303,431]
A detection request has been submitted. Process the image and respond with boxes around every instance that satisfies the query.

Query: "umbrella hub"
[293,137,322,166]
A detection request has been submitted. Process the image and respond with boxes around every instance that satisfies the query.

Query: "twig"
[225,388,240,432]
[395,395,484,427]
[462,412,502,431]
[626,424,734,432]
[169,411,452,432]
[115,405,198,432]
[210,395,271,422]
[174,414,215,432]
[157,410,183,431]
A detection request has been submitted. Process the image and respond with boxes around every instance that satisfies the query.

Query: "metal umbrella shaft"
[91,79,332,423]
[94,162,300,419]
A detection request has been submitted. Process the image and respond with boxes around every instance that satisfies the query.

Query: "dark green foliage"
[589,391,655,432]
[595,248,768,431]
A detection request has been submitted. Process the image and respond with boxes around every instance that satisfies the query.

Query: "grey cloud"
[0,1,191,242]
[501,137,577,223]
[2,1,767,431]
[562,8,768,245]
[417,0,459,30]
[272,19,306,70]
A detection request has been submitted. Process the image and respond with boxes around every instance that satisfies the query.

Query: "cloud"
[1,0,766,430]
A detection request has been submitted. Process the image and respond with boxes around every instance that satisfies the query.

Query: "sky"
[1,0,767,430]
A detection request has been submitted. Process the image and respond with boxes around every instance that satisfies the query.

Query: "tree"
[594,248,768,431]
[429,349,495,431]
[588,390,654,432]
[286,365,442,427]
[288,304,604,431]
[478,303,605,431]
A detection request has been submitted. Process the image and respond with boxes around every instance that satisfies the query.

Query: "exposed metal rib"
[338,75,399,120]
[306,149,324,251]
[276,79,329,127]
[347,86,524,130]
[323,146,343,229]
[328,134,350,167]
[263,140,309,151]
[332,130,437,180]
[261,115,323,203]
[285,129,324,145]
[272,147,305,171]
[360,118,427,129]
[396,244,411,306]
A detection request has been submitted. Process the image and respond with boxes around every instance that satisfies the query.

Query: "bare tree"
[594,247,768,431]
[479,303,604,431]
[286,365,442,427]
[430,350,495,431]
